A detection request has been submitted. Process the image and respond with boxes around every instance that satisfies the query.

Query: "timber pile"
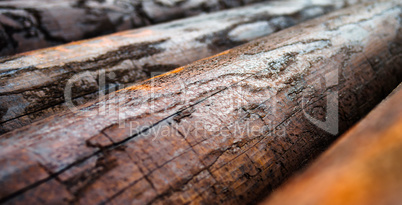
[262,83,402,205]
[0,0,401,204]
[0,0,270,56]
[0,0,360,134]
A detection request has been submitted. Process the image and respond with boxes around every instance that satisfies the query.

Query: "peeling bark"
[0,0,272,56]
[262,83,402,205]
[0,0,359,134]
[0,1,401,204]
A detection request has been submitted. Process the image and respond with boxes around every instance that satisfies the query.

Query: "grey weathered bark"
[0,0,272,56]
[0,1,400,204]
[261,83,402,205]
[0,0,360,134]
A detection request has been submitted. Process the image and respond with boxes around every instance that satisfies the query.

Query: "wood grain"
[0,0,357,134]
[261,83,402,205]
[0,0,401,204]
[0,0,271,56]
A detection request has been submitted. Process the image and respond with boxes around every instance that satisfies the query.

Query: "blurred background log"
[0,1,400,204]
[0,0,272,56]
[262,83,402,205]
[0,0,360,134]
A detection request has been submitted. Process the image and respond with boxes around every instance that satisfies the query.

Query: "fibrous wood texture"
[262,83,402,205]
[0,0,401,204]
[0,0,271,56]
[0,0,356,134]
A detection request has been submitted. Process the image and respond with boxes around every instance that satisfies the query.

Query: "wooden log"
[0,0,273,56]
[0,0,359,134]
[0,0,401,204]
[262,83,402,205]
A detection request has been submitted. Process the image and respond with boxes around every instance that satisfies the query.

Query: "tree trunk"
[0,0,360,134]
[0,0,274,56]
[262,83,402,205]
[0,0,401,204]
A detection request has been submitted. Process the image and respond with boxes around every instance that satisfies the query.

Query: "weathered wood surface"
[0,0,357,134]
[0,0,401,204]
[262,83,402,205]
[0,0,272,56]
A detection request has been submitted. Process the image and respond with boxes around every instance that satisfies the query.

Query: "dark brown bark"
[0,0,401,204]
[262,83,402,205]
[0,0,272,56]
[0,0,356,134]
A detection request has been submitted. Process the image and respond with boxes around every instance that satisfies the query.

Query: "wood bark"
[0,0,358,134]
[262,83,402,205]
[0,0,273,56]
[0,0,401,204]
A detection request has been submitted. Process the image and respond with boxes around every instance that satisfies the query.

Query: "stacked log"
[0,0,362,134]
[262,83,402,205]
[0,0,271,56]
[0,0,400,204]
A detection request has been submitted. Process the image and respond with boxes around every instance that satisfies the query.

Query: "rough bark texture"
[0,0,274,56]
[262,83,402,205]
[0,1,401,204]
[0,0,358,134]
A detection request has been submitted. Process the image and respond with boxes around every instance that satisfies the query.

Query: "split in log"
[0,0,360,134]
[0,0,401,204]
[261,83,402,205]
[0,0,272,56]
